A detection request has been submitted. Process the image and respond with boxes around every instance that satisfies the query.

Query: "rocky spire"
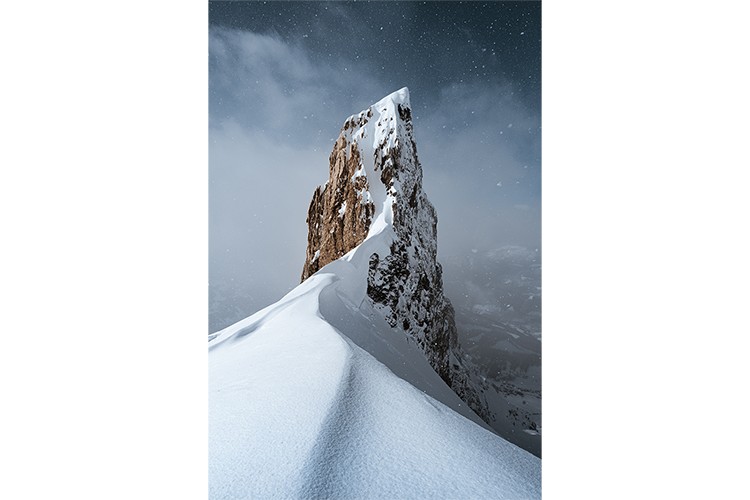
[301,88,491,423]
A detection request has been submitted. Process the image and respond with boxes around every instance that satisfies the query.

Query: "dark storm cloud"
[209,2,541,331]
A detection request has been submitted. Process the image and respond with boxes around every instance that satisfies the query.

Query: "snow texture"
[209,263,540,499]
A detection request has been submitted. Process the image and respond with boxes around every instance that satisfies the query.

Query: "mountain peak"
[372,86,410,110]
[300,89,491,424]
[301,87,419,281]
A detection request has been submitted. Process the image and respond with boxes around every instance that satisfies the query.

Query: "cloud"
[414,82,541,256]
[209,27,384,145]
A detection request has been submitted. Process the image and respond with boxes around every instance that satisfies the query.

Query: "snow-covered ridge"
[209,251,541,498]
[210,89,540,497]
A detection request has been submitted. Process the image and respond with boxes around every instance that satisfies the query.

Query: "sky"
[209,1,541,332]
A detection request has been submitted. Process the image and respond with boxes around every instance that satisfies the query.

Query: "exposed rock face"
[301,135,374,281]
[301,88,491,424]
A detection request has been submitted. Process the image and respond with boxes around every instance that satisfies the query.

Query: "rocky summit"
[300,88,491,424]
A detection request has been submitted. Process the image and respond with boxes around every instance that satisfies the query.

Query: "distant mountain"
[443,246,542,455]
[208,282,256,334]
[444,245,541,338]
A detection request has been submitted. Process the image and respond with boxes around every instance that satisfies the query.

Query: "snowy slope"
[209,232,540,499]
[209,88,540,498]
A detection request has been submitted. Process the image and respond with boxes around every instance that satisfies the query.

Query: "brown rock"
[300,138,374,281]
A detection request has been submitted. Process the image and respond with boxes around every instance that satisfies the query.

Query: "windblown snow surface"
[209,89,541,499]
